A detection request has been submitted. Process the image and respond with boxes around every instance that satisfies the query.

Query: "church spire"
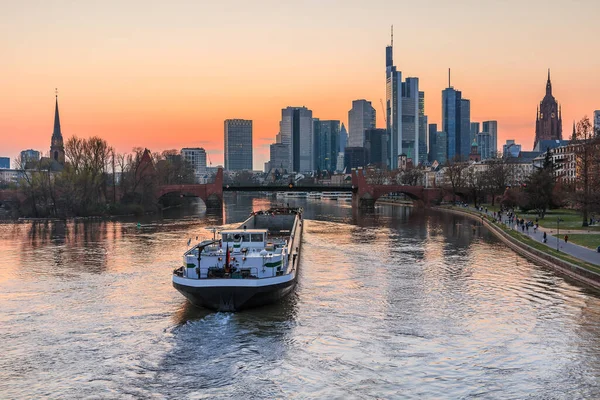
[546,69,552,96]
[52,88,62,140]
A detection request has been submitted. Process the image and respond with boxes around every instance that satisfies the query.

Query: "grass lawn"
[517,209,600,231]
[566,234,600,250]
[479,204,501,213]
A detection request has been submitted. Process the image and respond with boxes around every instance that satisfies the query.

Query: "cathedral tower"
[50,91,65,165]
[534,69,562,149]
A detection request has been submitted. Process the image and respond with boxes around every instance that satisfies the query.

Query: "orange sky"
[2,1,599,169]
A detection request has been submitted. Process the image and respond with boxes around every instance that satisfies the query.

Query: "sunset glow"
[3,0,599,169]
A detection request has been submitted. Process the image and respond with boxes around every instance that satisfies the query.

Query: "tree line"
[13,137,195,218]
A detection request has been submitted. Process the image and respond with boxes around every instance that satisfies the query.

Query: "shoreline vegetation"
[432,205,600,291]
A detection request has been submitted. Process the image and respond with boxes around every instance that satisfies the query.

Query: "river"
[1,193,600,399]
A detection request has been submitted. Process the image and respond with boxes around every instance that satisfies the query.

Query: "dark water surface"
[2,194,600,399]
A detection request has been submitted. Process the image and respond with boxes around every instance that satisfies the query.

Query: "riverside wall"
[434,206,600,291]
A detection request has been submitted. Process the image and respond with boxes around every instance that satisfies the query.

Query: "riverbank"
[434,206,600,291]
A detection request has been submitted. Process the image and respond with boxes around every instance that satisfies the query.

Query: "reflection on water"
[1,193,600,398]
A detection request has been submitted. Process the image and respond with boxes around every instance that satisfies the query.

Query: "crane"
[379,98,387,125]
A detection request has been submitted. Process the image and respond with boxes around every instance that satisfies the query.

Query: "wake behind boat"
[172,207,303,311]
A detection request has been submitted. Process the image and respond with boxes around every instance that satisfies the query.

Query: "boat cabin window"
[251,233,264,242]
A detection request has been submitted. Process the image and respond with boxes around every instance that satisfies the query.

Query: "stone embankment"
[436,206,600,291]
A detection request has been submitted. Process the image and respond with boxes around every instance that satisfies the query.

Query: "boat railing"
[203,266,261,279]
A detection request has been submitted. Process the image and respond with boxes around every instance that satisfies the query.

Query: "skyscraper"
[594,110,600,135]
[534,70,562,149]
[344,147,366,171]
[269,143,289,172]
[364,128,388,168]
[434,131,447,164]
[442,73,470,161]
[386,28,421,168]
[280,107,313,172]
[470,122,480,142]
[442,85,461,161]
[339,123,348,152]
[0,157,9,169]
[482,121,498,157]
[181,148,207,182]
[428,123,438,162]
[460,99,471,158]
[418,91,428,165]
[313,119,340,172]
[476,132,491,160]
[224,119,253,170]
[348,100,376,148]
[50,93,65,165]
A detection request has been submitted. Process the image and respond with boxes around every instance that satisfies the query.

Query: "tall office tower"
[476,132,491,160]
[428,123,438,162]
[336,153,345,172]
[460,99,471,158]
[482,121,498,157]
[280,107,313,172]
[181,148,207,182]
[269,143,289,172]
[348,100,376,147]
[418,91,428,165]
[387,28,420,168]
[344,147,367,171]
[50,93,65,165]
[0,157,9,169]
[313,119,340,172]
[470,122,480,142]
[364,129,388,168]
[594,110,600,135]
[20,149,40,165]
[434,131,448,165]
[442,84,462,161]
[224,119,253,170]
[339,123,348,151]
[534,70,562,149]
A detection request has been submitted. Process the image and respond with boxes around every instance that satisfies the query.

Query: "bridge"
[350,169,442,208]
[157,168,443,209]
[0,167,444,212]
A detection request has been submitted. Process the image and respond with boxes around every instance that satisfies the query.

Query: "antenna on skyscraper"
[391,25,393,47]
[448,68,451,88]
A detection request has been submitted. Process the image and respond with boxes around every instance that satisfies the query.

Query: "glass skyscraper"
[482,121,498,157]
[313,119,340,172]
[386,30,421,169]
[224,119,253,170]
[280,107,313,173]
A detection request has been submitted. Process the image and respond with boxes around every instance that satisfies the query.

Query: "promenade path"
[466,207,600,266]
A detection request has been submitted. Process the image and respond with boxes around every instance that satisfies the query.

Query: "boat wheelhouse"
[173,207,303,311]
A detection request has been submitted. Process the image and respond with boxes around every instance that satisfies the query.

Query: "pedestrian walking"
[543,232,547,243]
[565,235,569,244]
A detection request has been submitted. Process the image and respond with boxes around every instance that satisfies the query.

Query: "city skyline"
[2,1,599,169]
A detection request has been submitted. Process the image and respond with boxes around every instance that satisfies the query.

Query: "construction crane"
[207,151,212,167]
[379,98,387,125]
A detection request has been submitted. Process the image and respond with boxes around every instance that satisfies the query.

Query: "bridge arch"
[350,168,442,209]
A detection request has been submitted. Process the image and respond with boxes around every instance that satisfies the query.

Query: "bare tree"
[444,158,468,202]
[572,116,599,226]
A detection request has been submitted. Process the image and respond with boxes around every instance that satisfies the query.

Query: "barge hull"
[173,279,297,311]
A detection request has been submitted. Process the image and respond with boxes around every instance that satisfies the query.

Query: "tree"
[572,116,598,226]
[400,168,424,186]
[523,150,556,218]
[444,158,468,202]
[464,166,486,208]
[482,157,514,206]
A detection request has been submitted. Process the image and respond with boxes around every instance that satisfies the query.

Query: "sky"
[2,0,599,170]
